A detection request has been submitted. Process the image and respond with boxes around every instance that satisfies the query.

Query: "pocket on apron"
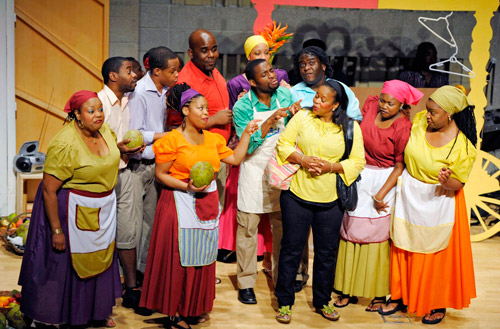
[76,205,101,231]
[195,190,220,221]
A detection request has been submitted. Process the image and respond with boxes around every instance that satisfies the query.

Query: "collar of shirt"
[102,84,129,109]
[248,89,281,111]
[186,60,219,84]
[144,71,168,97]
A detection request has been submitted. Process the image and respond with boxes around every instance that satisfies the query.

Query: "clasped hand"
[302,156,332,176]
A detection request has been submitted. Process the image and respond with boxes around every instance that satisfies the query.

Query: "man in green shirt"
[233,59,299,304]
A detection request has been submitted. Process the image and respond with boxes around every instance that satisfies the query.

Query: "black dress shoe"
[134,306,153,316]
[122,287,140,308]
[294,280,306,292]
[238,288,257,304]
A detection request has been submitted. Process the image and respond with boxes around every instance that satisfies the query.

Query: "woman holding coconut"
[139,83,260,329]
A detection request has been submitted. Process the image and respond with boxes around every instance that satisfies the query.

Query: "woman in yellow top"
[19,91,122,328]
[380,86,477,324]
[274,80,365,323]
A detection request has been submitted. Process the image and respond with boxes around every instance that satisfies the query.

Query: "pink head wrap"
[381,80,424,105]
[63,90,98,113]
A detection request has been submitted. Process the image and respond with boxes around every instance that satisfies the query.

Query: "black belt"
[129,158,155,165]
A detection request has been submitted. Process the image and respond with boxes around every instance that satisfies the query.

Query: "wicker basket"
[0,212,31,255]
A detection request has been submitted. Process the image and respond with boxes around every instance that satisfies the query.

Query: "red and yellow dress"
[390,111,477,315]
[140,129,233,317]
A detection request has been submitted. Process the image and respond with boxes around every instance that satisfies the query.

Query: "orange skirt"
[389,188,476,316]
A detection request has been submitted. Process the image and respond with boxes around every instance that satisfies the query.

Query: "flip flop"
[365,297,386,312]
[422,308,446,325]
[333,295,358,308]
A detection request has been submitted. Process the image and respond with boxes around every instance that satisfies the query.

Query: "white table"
[16,172,43,214]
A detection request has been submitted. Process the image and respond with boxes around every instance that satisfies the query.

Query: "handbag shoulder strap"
[340,119,354,161]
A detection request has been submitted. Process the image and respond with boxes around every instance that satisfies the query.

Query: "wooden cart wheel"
[466,150,500,241]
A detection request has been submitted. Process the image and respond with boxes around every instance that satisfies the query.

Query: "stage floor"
[1,235,499,328]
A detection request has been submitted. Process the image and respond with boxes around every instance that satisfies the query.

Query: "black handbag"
[336,119,361,211]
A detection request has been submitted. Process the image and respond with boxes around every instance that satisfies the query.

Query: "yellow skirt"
[334,239,390,298]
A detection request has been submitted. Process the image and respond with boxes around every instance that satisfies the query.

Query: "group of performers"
[18,29,477,329]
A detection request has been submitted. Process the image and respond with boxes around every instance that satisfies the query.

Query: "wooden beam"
[15,88,66,120]
[14,7,103,80]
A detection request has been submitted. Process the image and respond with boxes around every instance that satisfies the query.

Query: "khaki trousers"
[236,211,281,289]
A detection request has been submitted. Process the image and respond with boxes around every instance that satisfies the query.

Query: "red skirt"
[390,188,476,316]
[139,188,215,317]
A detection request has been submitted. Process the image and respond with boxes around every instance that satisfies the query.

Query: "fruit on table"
[190,161,214,188]
[0,218,9,227]
[0,313,6,329]
[7,213,17,222]
[6,304,30,329]
[16,221,29,239]
[123,130,144,149]
[0,296,10,307]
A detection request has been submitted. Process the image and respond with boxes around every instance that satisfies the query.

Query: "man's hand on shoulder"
[207,109,232,128]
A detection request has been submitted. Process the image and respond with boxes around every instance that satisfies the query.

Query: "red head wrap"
[144,57,150,71]
[381,80,424,106]
[63,90,98,113]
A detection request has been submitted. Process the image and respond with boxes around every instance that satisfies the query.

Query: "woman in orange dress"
[380,85,477,324]
[139,83,259,329]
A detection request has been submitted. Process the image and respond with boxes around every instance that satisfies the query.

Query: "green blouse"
[43,120,120,192]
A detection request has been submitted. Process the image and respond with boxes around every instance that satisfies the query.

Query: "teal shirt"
[233,86,293,154]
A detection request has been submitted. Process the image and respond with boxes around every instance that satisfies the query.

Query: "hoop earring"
[77,120,84,129]
[181,118,186,129]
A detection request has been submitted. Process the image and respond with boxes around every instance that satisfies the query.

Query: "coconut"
[123,130,144,149]
[189,161,214,188]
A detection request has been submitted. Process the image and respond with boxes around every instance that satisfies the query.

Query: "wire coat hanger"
[418,12,475,78]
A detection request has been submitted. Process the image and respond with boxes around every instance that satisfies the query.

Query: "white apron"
[237,93,285,214]
[67,189,116,279]
[340,165,394,244]
[174,180,220,266]
[391,169,456,254]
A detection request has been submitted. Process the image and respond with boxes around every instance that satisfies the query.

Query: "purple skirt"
[18,184,122,326]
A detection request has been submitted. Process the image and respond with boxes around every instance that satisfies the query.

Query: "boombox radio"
[13,141,46,173]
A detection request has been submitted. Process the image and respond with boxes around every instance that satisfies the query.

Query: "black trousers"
[275,191,343,309]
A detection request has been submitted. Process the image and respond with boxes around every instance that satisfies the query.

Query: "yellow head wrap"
[244,35,268,59]
[429,85,474,114]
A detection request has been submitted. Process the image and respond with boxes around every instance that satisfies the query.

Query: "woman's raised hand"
[243,119,262,135]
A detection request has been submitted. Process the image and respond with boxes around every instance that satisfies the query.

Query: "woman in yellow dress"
[380,85,477,324]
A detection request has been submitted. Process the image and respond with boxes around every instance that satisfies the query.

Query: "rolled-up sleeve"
[338,122,365,186]
[276,110,303,165]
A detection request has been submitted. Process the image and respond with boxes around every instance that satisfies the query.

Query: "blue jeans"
[275,191,343,309]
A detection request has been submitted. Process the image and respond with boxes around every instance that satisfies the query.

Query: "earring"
[448,116,452,122]
[77,120,84,129]
[181,117,186,129]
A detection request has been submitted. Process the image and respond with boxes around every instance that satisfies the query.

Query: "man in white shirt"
[127,47,181,315]
[98,56,144,311]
